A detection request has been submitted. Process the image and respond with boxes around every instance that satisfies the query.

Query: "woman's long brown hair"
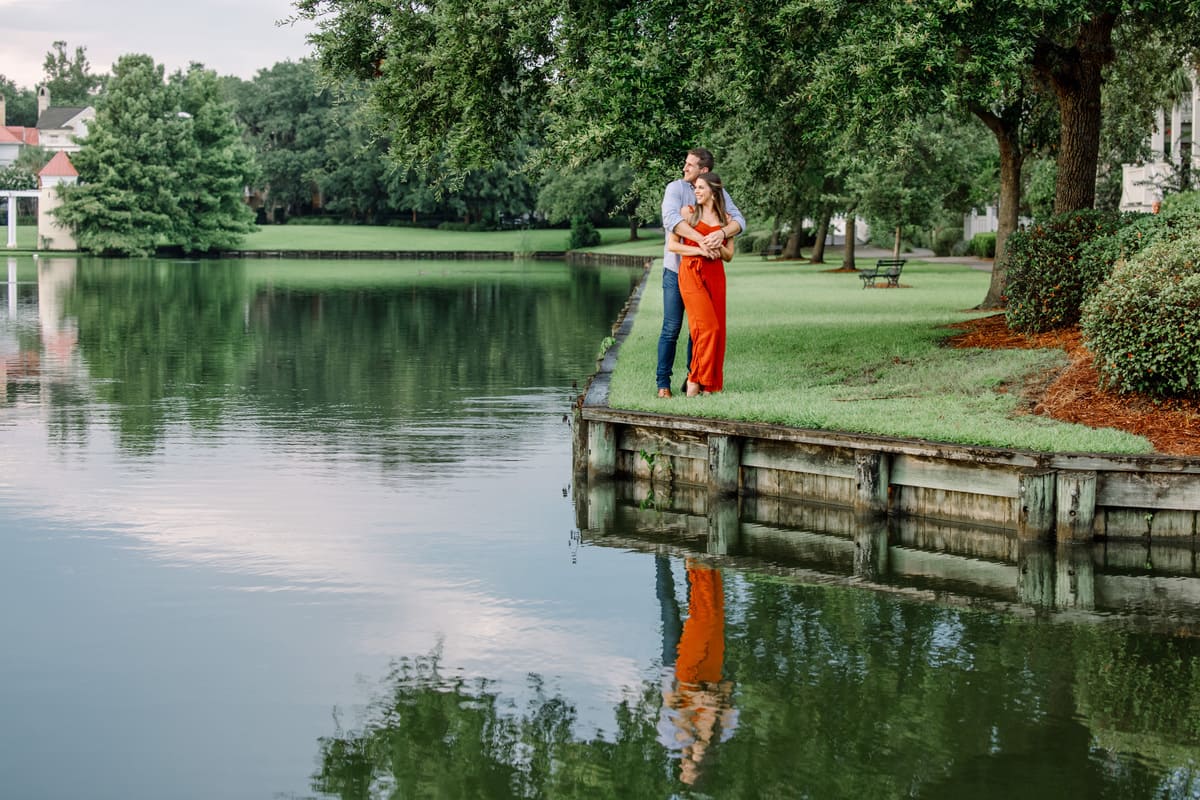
[688,172,729,228]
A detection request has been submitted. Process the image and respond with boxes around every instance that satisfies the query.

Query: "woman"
[667,172,735,396]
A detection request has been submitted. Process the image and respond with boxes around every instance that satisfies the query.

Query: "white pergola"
[3,189,41,248]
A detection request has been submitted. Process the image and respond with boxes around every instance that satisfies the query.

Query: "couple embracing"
[657,148,745,398]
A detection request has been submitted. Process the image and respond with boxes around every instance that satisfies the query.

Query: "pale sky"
[0,0,318,90]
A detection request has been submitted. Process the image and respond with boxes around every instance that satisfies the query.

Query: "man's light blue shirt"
[660,179,746,273]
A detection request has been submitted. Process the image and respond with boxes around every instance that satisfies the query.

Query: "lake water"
[2,256,1199,799]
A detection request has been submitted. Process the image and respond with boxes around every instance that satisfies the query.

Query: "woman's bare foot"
[686,381,702,397]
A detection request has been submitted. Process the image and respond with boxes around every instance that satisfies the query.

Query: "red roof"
[39,151,78,177]
[0,126,38,145]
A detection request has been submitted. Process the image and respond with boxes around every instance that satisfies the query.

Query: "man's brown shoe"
[657,388,672,399]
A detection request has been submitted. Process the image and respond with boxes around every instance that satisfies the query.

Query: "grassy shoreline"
[605,257,1151,455]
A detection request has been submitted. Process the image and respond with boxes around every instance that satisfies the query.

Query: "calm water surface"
[2,256,1199,799]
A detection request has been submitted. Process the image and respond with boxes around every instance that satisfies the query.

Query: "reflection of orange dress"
[679,219,727,392]
[676,564,725,685]
[665,562,734,786]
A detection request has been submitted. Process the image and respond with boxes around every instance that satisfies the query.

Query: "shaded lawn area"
[606,258,1152,454]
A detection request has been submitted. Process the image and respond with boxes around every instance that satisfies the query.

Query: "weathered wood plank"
[618,426,708,462]
[1098,508,1194,540]
[741,439,856,478]
[891,455,1020,497]
[1097,472,1200,511]
[1101,509,1154,539]
[1145,510,1196,539]
[893,485,1018,528]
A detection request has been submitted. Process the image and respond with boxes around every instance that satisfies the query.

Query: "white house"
[0,87,95,166]
[1120,66,1198,212]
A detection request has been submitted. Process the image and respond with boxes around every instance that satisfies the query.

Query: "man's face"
[682,154,704,185]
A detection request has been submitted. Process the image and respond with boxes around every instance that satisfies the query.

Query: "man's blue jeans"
[656,267,692,391]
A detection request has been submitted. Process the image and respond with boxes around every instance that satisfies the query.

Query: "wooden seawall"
[575,271,1200,544]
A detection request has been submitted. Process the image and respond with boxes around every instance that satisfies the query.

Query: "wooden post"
[854,451,890,514]
[587,421,617,479]
[853,515,890,581]
[1056,470,1097,542]
[1055,543,1096,610]
[708,435,741,497]
[1017,469,1056,540]
[707,494,741,555]
[1017,541,1055,608]
[586,480,616,533]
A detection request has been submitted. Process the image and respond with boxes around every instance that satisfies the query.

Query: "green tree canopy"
[41,40,105,105]
[55,54,256,256]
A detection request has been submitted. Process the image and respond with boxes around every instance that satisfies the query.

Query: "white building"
[0,87,95,167]
[1120,67,1199,212]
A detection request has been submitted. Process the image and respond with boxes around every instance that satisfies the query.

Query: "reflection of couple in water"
[657,555,737,786]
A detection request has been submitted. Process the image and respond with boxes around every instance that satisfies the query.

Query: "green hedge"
[1004,209,1122,333]
[1081,229,1200,398]
[969,232,996,258]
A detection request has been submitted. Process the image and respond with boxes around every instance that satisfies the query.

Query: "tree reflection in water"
[312,558,1200,800]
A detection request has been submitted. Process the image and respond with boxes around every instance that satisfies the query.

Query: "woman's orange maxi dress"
[678,219,727,392]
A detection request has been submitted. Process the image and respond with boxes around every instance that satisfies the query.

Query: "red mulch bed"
[944,314,1200,456]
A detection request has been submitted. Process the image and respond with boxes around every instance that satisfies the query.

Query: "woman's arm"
[719,238,734,262]
[667,231,705,257]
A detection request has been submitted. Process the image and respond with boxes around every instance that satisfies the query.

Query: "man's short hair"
[688,147,714,171]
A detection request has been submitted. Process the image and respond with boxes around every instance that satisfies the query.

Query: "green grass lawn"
[241,224,657,253]
[607,258,1152,454]
[7,224,39,250]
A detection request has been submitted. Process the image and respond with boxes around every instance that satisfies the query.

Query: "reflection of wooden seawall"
[575,482,1200,628]
[575,277,1200,544]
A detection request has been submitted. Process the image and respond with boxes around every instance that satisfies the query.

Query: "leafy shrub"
[1080,193,1200,278]
[569,215,601,249]
[1081,229,1200,398]
[931,226,962,257]
[741,230,778,254]
[969,232,996,258]
[1004,209,1122,333]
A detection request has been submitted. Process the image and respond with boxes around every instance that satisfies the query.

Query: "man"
[657,148,745,398]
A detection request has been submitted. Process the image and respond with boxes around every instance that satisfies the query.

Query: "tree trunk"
[892,226,901,259]
[972,105,1025,310]
[810,208,832,264]
[782,214,804,259]
[628,216,639,241]
[1035,14,1116,214]
[842,212,857,270]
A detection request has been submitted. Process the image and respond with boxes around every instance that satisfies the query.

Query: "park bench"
[761,242,784,259]
[858,258,906,288]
